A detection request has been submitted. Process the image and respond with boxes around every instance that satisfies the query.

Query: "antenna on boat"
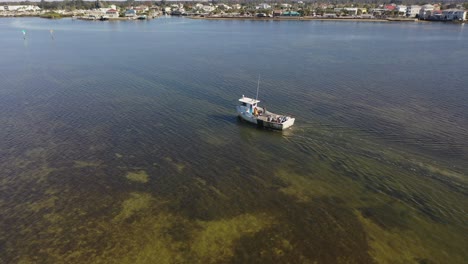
[255,74,260,101]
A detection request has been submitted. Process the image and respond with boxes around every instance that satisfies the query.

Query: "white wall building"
[106,9,119,18]
[419,4,434,19]
[406,5,421,17]
[4,5,41,12]
[334,7,359,15]
[441,9,467,21]
[202,5,215,12]
[99,8,111,13]
[395,5,406,14]
[256,3,271,10]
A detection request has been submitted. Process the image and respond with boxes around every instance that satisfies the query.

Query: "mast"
[255,74,260,102]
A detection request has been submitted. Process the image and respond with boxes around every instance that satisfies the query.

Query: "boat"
[137,15,147,20]
[236,95,295,130]
[237,76,295,130]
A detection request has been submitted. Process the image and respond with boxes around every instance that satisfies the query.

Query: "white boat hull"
[236,106,295,130]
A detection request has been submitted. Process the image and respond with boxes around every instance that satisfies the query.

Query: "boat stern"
[281,117,295,130]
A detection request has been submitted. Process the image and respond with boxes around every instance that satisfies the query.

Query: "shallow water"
[0,17,467,263]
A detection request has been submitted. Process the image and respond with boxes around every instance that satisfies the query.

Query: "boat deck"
[255,107,287,124]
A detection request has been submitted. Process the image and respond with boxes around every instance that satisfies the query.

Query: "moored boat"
[236,95,295,130]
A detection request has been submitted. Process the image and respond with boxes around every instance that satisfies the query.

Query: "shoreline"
[189,16,389,22]
[1,15,461,24]
[188,16,426,23]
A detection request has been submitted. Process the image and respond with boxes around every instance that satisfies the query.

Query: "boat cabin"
[238,95,260,114]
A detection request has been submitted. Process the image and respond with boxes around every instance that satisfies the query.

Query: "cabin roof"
[239,96,260,104]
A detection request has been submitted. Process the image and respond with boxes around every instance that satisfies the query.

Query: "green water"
[0,18,467,263]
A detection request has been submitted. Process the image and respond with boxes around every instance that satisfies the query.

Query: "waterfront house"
[125,9,136,17]
[3,5,40,12]
[202,5,215,12]
[425,10,444,21]
[385,4,396,11]
[134,6,149,14]
[281,11,300,16]
[419,4,434,20]
[334,8,359,16]
[106,9,119,18]
[395,5,407,14]
[406,5,421,18]
[273,10,282,17]
[232,4,241,10]
[370,8,386,16]
[441,9,467,21]
[256,3,271,10]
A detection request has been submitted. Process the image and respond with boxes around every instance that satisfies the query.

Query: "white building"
[4,5,41,12]
[334,7,359,15]
[280,4,292,8]
[168,3,183,11]
[106,9,119,18]
[216,4,231,10]
[406,5,421,17]
[99,8,111,13]
[419,4,434,19]
[441,9,467,21]
[395,5,406,14]
[202,5,215,12]
[232,4,241,10]
[256,3,271,10]
[125,9,137,17]
[134,5,149,13]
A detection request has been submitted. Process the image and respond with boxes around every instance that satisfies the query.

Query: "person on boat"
[253,107,259,117]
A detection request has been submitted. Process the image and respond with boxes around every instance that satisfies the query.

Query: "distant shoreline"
[0,15,454,24]
[188,16,424,23]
